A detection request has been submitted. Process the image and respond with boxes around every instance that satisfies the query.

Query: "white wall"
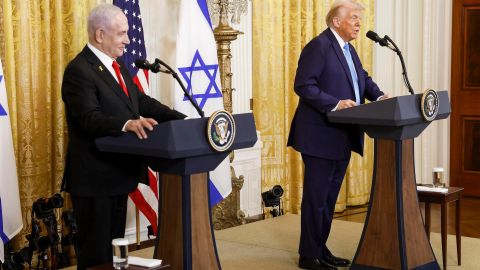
[231,3,253,115]
[373,0,452,185]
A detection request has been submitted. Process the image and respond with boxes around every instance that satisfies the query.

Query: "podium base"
[154,173,220,270]
[351,260,440,270]
[352,139,440,269]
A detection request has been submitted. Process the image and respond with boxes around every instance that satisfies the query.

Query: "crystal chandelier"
[207,0,250,26]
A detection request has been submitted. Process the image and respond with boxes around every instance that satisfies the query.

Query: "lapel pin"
[99,65,103,71]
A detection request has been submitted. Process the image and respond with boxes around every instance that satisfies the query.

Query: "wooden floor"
[334,196,480,239]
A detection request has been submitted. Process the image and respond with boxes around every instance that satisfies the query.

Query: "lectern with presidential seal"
[207,110,236,152]
[95,111,257,270]
[328,90,449,270]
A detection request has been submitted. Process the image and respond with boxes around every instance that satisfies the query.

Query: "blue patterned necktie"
[343,43,360,105]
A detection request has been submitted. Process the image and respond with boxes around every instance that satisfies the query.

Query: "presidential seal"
[420,89,439,122]
[207,110,236,152]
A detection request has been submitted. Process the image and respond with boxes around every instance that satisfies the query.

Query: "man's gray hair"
[87,4,124,38]
[325,0,365,27]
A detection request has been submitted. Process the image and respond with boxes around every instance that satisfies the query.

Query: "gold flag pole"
[135,207,141,249]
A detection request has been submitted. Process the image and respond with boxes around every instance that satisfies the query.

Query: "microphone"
[135,58,205,118]
[134,59,170,74]
[366,31,388,47]
[366,30,415,95]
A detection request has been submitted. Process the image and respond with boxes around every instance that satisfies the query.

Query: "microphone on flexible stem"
[366,31,389,47]
[366,30,415,95]
[134,59,170,74]
[134,58,205,118]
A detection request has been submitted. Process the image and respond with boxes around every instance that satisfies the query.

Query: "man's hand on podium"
[337,99,357,110]
[125,118,158,139]
[378,93,391,100]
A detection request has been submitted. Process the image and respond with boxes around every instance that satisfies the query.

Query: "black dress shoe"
[298,256,337,270]
[322,254,351,267]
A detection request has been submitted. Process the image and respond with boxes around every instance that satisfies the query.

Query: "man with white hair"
[61,4,185,269]
[288,1,389,269]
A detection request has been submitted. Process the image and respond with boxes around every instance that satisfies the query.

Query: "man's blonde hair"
[325,0,365,27]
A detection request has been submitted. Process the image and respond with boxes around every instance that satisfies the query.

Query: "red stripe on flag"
[148,169,159,200]
[129,72,159,236]
[129,189,158,235]
[143,69,149,84]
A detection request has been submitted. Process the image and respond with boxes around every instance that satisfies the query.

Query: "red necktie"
[112,61,129,97]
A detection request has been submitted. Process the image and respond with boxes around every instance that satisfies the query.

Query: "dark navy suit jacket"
[288,28,384,160]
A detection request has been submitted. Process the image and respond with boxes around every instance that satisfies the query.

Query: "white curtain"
[373,0,452,185]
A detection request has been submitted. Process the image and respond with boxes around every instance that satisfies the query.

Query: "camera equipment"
[31,196,62,247]
[32,194,63,219]
[2,194,71,270]
[25,219,41,252]
[261,185,284,207]
[30,194,64,270]
[261,185,284,217]
[2,244,32,270]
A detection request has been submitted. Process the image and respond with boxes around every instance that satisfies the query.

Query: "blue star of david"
[178,50,222,109]
[0,75,7,116]
[0,198,11,243]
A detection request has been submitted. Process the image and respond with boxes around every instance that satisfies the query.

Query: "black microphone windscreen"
[134,59,149,69]
[366,30,380,42]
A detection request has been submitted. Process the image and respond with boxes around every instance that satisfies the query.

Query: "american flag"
[113,0,158,236]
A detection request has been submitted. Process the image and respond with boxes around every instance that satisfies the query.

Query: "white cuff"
[122,120,131,132]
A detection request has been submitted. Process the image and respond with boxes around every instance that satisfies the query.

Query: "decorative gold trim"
[211,166,246,230]
[209,4,246,229]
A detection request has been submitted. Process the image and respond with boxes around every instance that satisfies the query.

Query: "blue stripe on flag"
[0,75,7,116]
[0,104,6,116]
[196,0,213,29]
[208,179,223,207]
[0,198,11,243]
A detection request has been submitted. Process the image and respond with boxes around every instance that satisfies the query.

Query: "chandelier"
[207,0,250,26]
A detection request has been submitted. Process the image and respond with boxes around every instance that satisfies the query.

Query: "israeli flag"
[0,60,23,262]
[175,0,231,205]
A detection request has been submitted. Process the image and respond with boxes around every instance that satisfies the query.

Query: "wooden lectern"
[328,91,450,270]
[96,113,257,270]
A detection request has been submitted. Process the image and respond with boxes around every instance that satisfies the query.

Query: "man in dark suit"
[288,1,389,269]
[61,4,185,269]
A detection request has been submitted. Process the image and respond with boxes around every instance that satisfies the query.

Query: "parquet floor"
[334,196,480,238]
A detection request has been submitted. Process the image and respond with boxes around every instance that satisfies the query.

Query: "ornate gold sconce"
[208,0,247,113]
[207,0,249,229]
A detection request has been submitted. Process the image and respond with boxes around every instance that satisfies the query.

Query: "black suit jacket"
[62,46,185,196]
